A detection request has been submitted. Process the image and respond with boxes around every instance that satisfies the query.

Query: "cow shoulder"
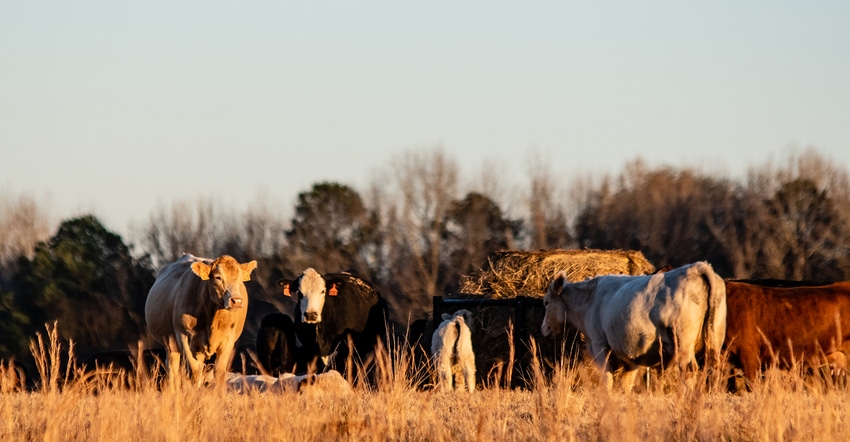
[329,272,381,301]
[321,272,381,320]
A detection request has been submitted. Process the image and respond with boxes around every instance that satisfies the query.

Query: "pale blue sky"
[2,1,849,236]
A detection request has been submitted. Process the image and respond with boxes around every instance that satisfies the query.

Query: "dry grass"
[3,325,850,442]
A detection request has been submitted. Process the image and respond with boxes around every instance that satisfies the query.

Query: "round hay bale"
[456,249,655,299]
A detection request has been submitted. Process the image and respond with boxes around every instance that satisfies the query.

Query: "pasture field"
[2,331,850,441]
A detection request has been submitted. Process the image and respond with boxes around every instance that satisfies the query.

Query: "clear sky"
[2,1,849,237]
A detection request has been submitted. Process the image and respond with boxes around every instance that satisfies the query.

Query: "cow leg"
[435,353,453,391]
[165,335,183,387]
[167,350,182,385]
[461,359,476,393]
[677,357,699,390]
[178,333,205,384]
[213,341,235,388]
[591,344,616,392]
[619,365,640,393]
[737,348,761,386]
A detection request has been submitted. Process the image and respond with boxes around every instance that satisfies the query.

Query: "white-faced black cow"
[258,268,389,376]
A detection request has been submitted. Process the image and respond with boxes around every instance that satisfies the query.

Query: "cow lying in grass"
[431,309,475,392]
[225,370,351,394]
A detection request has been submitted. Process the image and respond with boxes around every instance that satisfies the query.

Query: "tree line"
[2,147,849,369]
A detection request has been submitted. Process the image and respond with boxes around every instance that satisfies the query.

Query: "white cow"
[541,261,726,392]
[431,309,476,392]
[225,370,352,394]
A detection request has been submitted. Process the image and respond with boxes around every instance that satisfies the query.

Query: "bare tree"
[134,198,240,269]
[380,147,459,320]
[239,192,289,260]
[704,181,766,279]
[750,149,850,279]
[747,149,850,280]
[573,149,850,281]
[525,150,572,249]
[0,190,53,277]
[574,160,729,269]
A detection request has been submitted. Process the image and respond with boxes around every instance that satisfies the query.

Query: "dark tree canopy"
[442,192,523,284]
[15,215,155,360]
[285,182,376,277]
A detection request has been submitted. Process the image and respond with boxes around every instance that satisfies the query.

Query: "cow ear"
[191,262,212,281]
[550,273,567,297]
[276,279,293,297]
[240,261,258,282]
[328,283,338,296]
[442,313,452,321]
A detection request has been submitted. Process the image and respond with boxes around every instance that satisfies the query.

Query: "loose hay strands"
[457,249,656,299]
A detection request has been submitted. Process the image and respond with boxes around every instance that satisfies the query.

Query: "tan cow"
[145,254,257,386]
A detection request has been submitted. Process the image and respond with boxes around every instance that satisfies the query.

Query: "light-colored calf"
[431,309,475,392]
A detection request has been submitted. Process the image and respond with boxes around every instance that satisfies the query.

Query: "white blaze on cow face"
[540,273,568,337]
[298,268,327,324]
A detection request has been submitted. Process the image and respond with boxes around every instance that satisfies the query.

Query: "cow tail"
[699,261,728,367]
[451,317,462,359]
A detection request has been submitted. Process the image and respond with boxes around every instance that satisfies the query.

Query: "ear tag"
[283,285,291,297]
[329,284,338,296]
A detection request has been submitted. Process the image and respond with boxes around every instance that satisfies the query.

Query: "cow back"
[145,255,211,347]
[581,262,724,368]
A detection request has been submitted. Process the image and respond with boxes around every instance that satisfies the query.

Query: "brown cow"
[724,280,850,383]
[145,254,257,386]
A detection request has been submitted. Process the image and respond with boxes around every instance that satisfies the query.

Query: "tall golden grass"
[2,324,849,442]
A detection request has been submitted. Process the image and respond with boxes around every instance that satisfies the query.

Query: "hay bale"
[456,249,655,299]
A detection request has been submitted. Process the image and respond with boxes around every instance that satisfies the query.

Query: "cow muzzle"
[303,311,319,323]
[540,322,552,337]
[224,294,244,310]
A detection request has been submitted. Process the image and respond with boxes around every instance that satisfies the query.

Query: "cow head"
[540,272,569,337]
[191,255,257,310]
[277,268,337,324]
[274,373,317,393]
